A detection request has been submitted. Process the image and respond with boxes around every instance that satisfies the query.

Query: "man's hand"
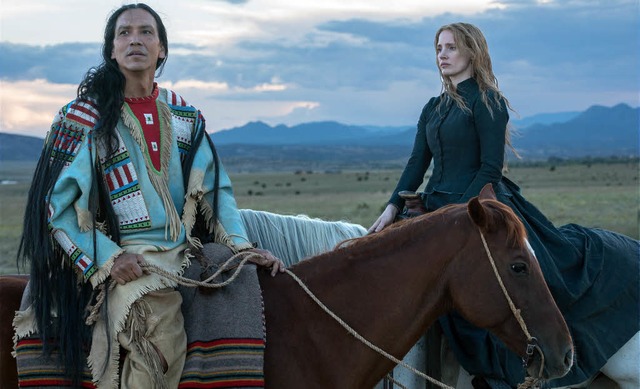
[245,248,285,277]
[110,253,147,285]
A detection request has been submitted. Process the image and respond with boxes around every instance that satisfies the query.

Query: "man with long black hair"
[14,4,283,388]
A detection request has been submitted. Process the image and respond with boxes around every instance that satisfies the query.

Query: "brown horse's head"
[449,184,574,380]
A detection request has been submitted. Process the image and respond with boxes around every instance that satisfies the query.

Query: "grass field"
[1,159,638,275]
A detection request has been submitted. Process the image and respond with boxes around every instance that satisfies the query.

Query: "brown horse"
[2,184,573,388]
[0,274,28,389]
[258,184,573,388]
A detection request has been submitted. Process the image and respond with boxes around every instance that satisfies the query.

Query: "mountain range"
[210,103,637,153]
[1,103,638,171]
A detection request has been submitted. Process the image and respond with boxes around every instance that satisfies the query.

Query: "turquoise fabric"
[45,88,252,284]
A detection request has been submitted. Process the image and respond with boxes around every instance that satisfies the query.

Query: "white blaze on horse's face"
[525,239,536,260]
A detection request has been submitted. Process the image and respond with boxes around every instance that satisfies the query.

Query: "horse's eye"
[511,263,528,275]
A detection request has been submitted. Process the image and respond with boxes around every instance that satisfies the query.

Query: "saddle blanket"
[177,243,266,389]
[13,243,266,389]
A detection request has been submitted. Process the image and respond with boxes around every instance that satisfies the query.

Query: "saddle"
[397,190,428,219]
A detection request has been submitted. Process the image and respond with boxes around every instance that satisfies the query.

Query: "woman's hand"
[110,253,147,285]
[368,203,399,234]
[245,248,285,277]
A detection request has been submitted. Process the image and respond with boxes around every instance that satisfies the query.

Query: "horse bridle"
[478,230,545,380]
[86,229,545,389]
[281,228,546,389]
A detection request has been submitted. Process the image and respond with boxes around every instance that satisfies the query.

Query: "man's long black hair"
[79,2,169,156]
[17,3,169,385]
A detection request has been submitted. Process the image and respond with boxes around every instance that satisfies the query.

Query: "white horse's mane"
[239,209,639,389]
[239,209,367,267]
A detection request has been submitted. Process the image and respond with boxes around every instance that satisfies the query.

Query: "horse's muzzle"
[525,339,574,380]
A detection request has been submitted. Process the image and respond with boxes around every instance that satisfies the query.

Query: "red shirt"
[125,84,161,171]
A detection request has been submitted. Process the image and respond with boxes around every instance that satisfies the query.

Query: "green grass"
[0,162,36,275]
[1,160,637,275]
[506,162,638,237]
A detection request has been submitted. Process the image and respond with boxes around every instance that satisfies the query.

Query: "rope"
[284,268,455,389]
[86,251,261,325]
[138,252,258,288]
[385,373,409,389]
[85,281,116,326]
[479,231,545,389]
[518,376,544,389]
[84,250,451,387]
[85,233,543,389]
[479,232,533,340]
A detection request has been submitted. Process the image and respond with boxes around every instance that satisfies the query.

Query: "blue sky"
[1,0,638,138]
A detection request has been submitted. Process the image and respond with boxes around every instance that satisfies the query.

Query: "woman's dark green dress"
[389,78,639,387]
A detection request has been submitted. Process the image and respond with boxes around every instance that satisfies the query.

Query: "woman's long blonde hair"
[435,22,518,159]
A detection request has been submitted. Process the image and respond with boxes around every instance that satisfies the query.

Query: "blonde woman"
[368,22,638,388]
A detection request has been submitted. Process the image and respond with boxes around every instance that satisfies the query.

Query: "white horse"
[238,209,639,389]
[447,332,639,389]
[239,209,368,266]
[596,332,639,389]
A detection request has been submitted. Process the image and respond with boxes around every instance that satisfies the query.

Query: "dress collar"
[124,82,159,104]
[455,77,478,99]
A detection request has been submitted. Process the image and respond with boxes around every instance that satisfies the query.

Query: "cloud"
[0,42,100,84]
[161,79,230,92]
[159,78,288,94]
[0,79,77,137]
[1,0,638,137]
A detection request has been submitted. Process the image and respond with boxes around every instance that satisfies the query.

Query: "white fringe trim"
[182,170,206,249]
[121,102,181,242]
[88,245,190,388]
[89,248,125,288]
[12,305,37,358]
[76,206,94,232]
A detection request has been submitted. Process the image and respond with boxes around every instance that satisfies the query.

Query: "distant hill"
[1,104,638,170]
[512,103,639,158]
[0,133,44,161]
[212,121,378,145]
[211,103,638,160]
[511,111,581,129]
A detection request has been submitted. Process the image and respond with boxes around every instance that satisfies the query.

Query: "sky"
[1,0,638,138]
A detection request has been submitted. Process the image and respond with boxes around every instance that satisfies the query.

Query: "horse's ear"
[468,196,489,230]
[478,183,497,201]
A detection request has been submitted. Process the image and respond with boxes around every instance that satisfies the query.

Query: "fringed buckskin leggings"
[118,288,186,389]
